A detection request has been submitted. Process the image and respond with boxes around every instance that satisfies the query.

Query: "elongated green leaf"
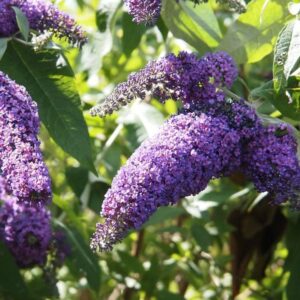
[273,22,294,93]
[54,221,101,292]
[122,13,147,57]
[218,0,291,64]
[12,7,30,41]
[285,218,300,299]
[0,242,29,300]
[161,0,222,53]
[0,38,9,61]
[0,41,95,171]
[272,20,300,120]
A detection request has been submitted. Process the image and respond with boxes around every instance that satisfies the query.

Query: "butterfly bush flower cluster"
[91,112,242,251]
[124,0,162,25]
[124,0,246,25]
[0,0,87,47]
[243,124,300,206]
[0,199,51,268]
[90,51,237,117]
[0,72,71,268]
[0,71,51,206]
[90,51,300,252]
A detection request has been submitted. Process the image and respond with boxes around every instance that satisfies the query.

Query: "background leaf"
[218,0,291,64]
[54,221,101,292]
[0,242,29,300]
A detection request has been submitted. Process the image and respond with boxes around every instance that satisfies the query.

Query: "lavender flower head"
[0,200,52,268]
[242,124,300,207]
[90,51,238,117]
[0,0,87,47]
[0,71,51,205]
[91,112,242,251]
[124,0,162,25]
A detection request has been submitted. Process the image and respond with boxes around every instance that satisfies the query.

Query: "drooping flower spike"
[0,0,87,47]
[91,111,244,251]
[90,51,238,117]
[0,200,52,268]
[0,71,52,205]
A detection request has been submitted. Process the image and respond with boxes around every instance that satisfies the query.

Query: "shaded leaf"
[122,13,147,57]
[54,221,101,292]
[0,242,29,300]
[0,38,9,61]
[144,206,185,227]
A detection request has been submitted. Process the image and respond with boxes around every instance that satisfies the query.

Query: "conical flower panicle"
[90,51,238,117]
[0,71,51,205]
[243,124,300,206]
[0,0,87,47]
[91,112,242,251]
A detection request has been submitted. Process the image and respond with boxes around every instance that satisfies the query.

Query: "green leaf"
[122,13,147,57]
[87,181,110,213]
[54,221,101,292]
[118,103,165,144]
[273,22,294,93]
[157,17,169,40]
[66,167,89,198]
[218,0,291,64]
[95,9,109,32]
[12,7,30,41]
[161,0,222,54]
[0,41,95,172]
[285,218,300,299]
[144,206,185,227]
[0,242,29,300]
[191,222,212,251]
[0,38,9,61]
[250,80,275,102]
[117,251,144,274]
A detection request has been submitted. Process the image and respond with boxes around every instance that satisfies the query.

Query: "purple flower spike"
[91,112,242,251]
[124,0,162,25]
[90,51,238,117]
[0,71,52,205]
[0,200,52,268]
[0,0,87,47]
[243,124,300,207]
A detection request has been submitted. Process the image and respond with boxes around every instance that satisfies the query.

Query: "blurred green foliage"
[1,0,300,299]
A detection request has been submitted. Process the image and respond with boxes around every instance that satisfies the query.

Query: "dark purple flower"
[124,0,162,25]
[0,71,52,205]
[91,112,242,251]
[0,0,87,47]
[51,230,72,267]
[0,200,52,268]
[242,124,300,206]
[90,51,238,117]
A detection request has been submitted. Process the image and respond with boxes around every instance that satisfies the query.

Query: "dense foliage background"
[1,0,300,299]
